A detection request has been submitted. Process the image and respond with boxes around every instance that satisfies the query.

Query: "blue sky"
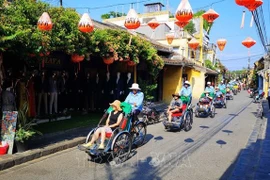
[44,0,270,70]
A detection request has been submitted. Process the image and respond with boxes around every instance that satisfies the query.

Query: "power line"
[221,53,264,61]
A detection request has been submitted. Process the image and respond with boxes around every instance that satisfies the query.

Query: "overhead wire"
[220,53,264,61]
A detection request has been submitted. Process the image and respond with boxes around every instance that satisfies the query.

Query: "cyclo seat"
[102,102,132,138]
[171,104,187,117]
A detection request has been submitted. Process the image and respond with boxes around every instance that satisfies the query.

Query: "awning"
[205,68,219,75]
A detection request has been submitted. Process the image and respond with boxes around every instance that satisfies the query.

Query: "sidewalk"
[228,100,270,180]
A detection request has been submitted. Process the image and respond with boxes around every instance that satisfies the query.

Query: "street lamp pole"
[60,0,63,6]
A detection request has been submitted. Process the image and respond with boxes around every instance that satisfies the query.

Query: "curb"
[0,137,85,171]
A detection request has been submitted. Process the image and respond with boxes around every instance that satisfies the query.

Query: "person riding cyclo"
[201,82,215,99]
[226,84,232,94]
[199,90,213,112]
[179,81,192,105]
[218,80,226,95]
[166,93,183,123]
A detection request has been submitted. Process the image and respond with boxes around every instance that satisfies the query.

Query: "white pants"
[49,92,58,114]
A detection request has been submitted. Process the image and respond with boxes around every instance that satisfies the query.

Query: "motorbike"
[249,89,258,98]
[140,101,161,125]
[253,92,265,103]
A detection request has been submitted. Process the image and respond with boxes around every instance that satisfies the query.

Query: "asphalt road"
[0,91,259,180]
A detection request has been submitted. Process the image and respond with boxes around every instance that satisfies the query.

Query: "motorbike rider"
[167,93,183,123]
[179,81,192,104]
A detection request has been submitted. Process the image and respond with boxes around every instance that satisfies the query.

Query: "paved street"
[0,92,261,180]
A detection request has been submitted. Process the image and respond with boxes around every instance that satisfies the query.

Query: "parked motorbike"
[253,92,264,103]
[140,102,160,125]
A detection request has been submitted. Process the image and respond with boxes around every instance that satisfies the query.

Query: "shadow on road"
[199,125,210,129]
[184,138,194,143]
[222,130,233,135]
[216,140,227,147]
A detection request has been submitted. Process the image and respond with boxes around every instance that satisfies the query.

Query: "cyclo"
[213,87,227,108]
[163,94,193,131]
[195,91,215,118]
[80,102,147,164]
[225,85,234,100]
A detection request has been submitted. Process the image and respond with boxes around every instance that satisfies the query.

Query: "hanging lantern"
[147,19,160,30]
[124,8,140,30]
[37,12,53,31]
[242,37,256,48]
[103,57,114,65]
[40,52,50,57]
[202,9,219,23]
[78,13,94,33]
[175,21,189,28]
[175,0,193,23]
[235,0,255,6]
[217,39,227,51]
[166,33,174,45]
[188,38,199,50]
[244,0,263,11]
[71,54,84,63]
[127,61,137,66]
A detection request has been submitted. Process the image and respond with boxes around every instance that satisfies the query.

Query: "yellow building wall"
[163,66,183,104]
[264,72,269,95]
[186,68,205,100]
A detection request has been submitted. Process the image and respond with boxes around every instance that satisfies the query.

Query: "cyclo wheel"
[184,112,192,132]
[112,132,132,164]
[132,122,147,147]
[210,106,215,118]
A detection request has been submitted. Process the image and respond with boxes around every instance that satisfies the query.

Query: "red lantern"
[103,57,114,65]
[217,39,227,51]
[124,9,141,30]
[78,13,94,33]
[147,19,160,30]
[244,0,263,11]
[188,38,199,50]
[242,37,256,48]
[71,54,84,63]
[37,12,53,31]
[202,9,219,23]
[166,33,174,45]
[40,52,50,57]
[175,21,189,28]
[235,0,255,6]
[175,0,193,22]
[127,61,136,66]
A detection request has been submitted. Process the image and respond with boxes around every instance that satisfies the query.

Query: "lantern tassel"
[150,30,154,39]
[42,59,44,68]
[241,11,245,29]
[250,15,254,27]
[128,35,133,46]
[78,62,80,71]
[107,65,109,72]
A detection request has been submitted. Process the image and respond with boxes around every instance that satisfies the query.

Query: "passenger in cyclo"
[124,83,144,121]
[166,93,183,123]
[179,81,192,105]
[82,100,123,149]
[199,90,213,111]
[218,81,226,95]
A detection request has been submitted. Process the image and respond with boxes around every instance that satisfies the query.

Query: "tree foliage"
[0,0,164,77]
[101,11,127,20]
[184,21,196,34]
[205,59,216,70]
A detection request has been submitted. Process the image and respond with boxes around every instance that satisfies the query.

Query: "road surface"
[0,92,259,180]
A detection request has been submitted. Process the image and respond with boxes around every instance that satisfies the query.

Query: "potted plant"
[15,103,41,152]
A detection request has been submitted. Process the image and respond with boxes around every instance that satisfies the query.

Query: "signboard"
[42,57,63,68]
[0,111,18,154]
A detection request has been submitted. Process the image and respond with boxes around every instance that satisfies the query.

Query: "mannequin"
[124,72,133,98]
[16,71,27,111]
[93,73,103,111]
[84,72,92,113]
[113,72,123,100]
[35,71,48,116]
[58,71,67,113]
[49,72,58,114]
[26,71,36,117]
[102,72,113,109]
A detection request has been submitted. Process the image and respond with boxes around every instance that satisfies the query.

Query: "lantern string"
[42,59,44,68]
[241,10,246,29]
[78,62,80,71]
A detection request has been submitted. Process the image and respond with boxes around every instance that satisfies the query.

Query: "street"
[0,92,259,180]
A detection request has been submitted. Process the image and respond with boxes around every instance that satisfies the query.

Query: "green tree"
[184,21,196,34]
[205,59,216,70]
